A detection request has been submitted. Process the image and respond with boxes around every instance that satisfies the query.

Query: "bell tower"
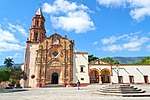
[29,7,46,42]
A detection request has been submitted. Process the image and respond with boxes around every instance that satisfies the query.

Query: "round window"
[31,75,35,79]
[53,37,59,44]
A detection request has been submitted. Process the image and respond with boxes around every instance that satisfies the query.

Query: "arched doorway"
[90,70,99,83]
[51,72,59,84]
[101,69,110,83]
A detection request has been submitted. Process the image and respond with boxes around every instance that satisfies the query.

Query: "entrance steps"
[99,84,145,93]
[97,84,150,97]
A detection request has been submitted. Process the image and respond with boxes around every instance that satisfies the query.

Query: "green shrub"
[8,80,16,87]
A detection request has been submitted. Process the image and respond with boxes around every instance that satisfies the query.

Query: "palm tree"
[4,58,14,70]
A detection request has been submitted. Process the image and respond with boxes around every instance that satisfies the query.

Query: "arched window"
[34,31,38,41]
[41,21,44,28]
[35,20,39,27]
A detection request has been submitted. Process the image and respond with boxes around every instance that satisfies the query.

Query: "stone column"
[99,75,102,84]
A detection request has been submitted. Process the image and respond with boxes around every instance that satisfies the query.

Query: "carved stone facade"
[36,34,74,87]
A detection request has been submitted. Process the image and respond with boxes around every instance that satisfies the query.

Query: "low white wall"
[112,65,150,84]
[90,64,150,84]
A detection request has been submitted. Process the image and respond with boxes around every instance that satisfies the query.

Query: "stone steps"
[94,92,150,97]
[99,84,145,94]
[98,90,145,94]
[100,88,142,91]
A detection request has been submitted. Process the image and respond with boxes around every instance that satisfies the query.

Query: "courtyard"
[1,84,150,100]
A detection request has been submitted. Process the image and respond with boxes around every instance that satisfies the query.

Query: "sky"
[0,0,150,65]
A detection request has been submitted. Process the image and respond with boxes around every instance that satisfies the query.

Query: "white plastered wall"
[111,65,150,84]
[73,53,89,84]
[25,43,39,87]
[89,64,150,84]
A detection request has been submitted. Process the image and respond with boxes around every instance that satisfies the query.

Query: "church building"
[21,8,150,88]
[21,8,89,87]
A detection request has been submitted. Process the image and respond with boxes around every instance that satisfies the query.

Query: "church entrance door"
[51,72,59,84]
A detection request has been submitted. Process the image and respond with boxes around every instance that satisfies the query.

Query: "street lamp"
[116,65,120,83]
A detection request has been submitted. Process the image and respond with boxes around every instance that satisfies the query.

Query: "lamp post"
[116,65,120,83]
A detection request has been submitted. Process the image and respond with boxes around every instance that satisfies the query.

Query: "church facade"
[21,8,150,88]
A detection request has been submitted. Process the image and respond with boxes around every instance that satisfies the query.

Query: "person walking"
[76,80,80,90]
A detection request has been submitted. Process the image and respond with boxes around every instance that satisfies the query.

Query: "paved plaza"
[1,84,150,100]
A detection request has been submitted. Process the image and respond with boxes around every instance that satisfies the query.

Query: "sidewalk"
[0,84,150,100]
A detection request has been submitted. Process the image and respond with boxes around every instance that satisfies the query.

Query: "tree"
[88,55,99,62]
[0,69,11,82]
[100,57,120,64]
[132,57,150,64]
[4,58,14,70]
[10,66,27,83]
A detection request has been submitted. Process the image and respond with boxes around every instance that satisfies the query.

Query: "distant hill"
[0,63,22,70]
[112,57,144,64]
[0,57,145,68]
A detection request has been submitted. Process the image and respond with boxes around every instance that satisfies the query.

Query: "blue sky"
[0,0,150,64]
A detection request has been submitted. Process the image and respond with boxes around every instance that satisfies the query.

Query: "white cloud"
[123,42,141,51]
[43,3,56,14]
[0,42,24,52]
[130,7,150,21]
[0,27,25,52]
[8,23,28,37]
[102,45,122,52]
[43,0,88,14]
[123,37,149,51]
[101,34,128,44]
[93,41,98,45]
[42,0,95,33]
[97,0,150,21]
[7,53,21,58]
[101,36,117,44]
[101,32,150,52]
[97,0,126,7]
[0,28,18,43]
[51,11,95,33]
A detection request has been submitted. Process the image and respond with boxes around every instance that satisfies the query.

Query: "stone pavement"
[0,84,150,100]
